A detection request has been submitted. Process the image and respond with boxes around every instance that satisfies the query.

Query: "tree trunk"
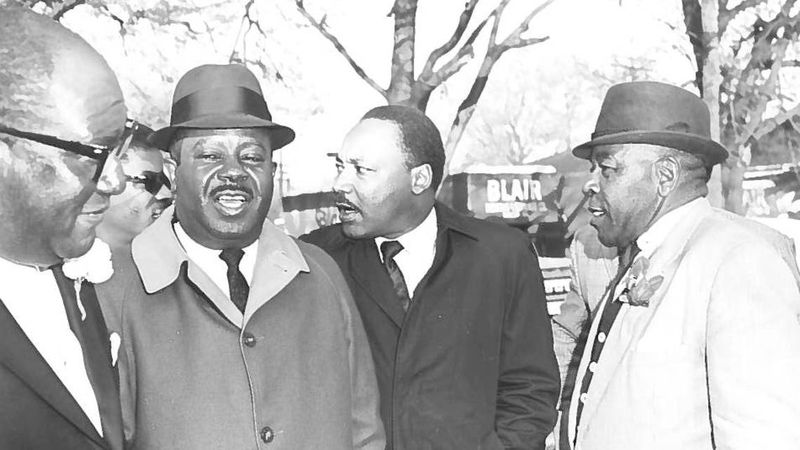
[700,0,725,208]
[387,0,418,105]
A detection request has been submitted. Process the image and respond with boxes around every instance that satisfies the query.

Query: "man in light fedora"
[99,64,385,449]
[564,81,800,449]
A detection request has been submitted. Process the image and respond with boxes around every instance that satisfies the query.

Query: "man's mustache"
[333,192,358,210]
[208,184,254,197]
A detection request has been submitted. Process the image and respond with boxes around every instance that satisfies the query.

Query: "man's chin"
[54,232,96,260]
[206,218,263,244]
[591,224,618,249]
[340,221,369,239]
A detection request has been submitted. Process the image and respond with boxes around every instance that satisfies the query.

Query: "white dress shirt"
[0,257,103,436]
[375,207,438,298]
[603,198,699,302]
[173,222,258,301]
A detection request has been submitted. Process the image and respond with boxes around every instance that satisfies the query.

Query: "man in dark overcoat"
[303,105,559,450]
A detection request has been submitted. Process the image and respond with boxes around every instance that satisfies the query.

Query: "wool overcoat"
[303,203,559,450]
[98,208,385,450]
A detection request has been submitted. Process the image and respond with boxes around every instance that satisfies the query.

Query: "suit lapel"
[348,239,406,328]
[0,300,107,448]
[575,205,709,438]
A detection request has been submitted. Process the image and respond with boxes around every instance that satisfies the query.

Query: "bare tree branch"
[719,0,762,33]
[753,102,800,140]
[294,0,387,99]
[496,0,556,52]
[442,0,557,180]
[735,38,791,145]
[52,0,86,21]
[421,14,491,88]
[488,0,512,46]
[419,0,480,82]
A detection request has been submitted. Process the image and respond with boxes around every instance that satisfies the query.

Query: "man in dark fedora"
[0,6,131,449]
[565,81,800,449]
[100,64,384,449]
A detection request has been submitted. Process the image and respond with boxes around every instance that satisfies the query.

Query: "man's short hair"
[362,105,445,190]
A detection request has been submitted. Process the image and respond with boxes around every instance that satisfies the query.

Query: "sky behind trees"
[49,0,699,193]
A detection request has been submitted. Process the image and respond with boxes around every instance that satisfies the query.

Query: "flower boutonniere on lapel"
[618,255,664,307]
[62,238,114,320]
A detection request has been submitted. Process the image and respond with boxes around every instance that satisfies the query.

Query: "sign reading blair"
[438,165,558,221]
[484,177,549,218]
[486,178,543,203]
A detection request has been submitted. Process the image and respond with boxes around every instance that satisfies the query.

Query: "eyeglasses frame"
[0,119,140,182]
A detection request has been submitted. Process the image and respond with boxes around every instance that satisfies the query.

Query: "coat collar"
[346,203,478,328]
[570,198,713,445]
[132,206,309,328]
[433,202,480,241]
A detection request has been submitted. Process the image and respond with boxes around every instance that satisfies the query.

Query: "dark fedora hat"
[149,64,295,151]
[572,81,728,165]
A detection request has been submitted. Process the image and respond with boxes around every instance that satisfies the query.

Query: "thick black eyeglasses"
[0,119,139,182]
[126,170,171,196]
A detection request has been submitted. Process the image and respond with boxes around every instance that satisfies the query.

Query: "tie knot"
[219,248,245,268]
[380,240,404,263]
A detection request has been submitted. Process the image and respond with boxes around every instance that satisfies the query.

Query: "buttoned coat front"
[303,204,560,450]
[567,199,800,449]
[97,208,385,450]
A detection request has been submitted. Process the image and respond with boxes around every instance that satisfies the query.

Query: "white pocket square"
[109,332,121,367]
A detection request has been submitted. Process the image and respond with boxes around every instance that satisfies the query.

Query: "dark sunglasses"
[0,119,139,182]
[126,170,171,196]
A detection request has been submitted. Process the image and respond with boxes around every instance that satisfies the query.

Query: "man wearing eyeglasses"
[96,123,173,255]
[0,6,130,450]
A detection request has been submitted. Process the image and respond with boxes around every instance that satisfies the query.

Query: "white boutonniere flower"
[617,255,664,307]
[62,238,114,320]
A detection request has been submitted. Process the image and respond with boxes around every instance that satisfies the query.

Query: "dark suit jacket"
[0,271,123,450]
[302,203,559,450]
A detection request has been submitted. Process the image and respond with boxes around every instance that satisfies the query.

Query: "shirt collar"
[375,207,438,263]
[132,206,309,294]
[173,222,258,274]
[636,197,708,256]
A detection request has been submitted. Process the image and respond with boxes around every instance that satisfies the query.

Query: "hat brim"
[572,130,728,166]
[148,114,295,151]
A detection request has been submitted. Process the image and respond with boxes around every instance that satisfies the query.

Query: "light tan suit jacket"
[568,199,800,449]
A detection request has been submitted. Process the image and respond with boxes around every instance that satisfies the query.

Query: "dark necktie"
[574,244,641,434]
[51,265,121,443]
[380,240,411,312]
[219,248,249,313]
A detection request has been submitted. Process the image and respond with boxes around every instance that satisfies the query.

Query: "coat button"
[242,332,256,347]
[260,426,274,443]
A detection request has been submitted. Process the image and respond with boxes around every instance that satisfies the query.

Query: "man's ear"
[410,163,433,195]
[651,156,680,197]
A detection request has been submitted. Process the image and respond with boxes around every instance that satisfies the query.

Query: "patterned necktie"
[219,248,249,313]
[380,240,411,312]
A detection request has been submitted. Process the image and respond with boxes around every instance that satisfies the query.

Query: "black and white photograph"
[1,0,800,449]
